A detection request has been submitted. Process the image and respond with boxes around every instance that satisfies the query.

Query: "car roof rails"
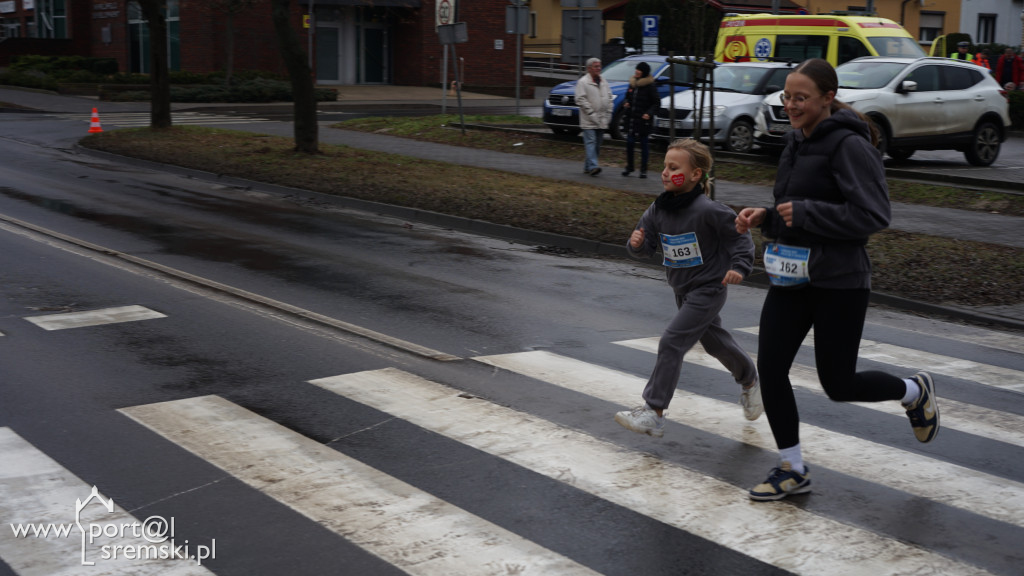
[757,56,797,66]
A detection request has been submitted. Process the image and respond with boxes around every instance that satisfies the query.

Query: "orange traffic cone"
[88,108,103,133]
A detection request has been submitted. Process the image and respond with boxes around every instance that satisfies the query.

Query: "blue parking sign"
[641,15,659,37]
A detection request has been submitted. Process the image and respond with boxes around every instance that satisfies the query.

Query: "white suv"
[754,57,1011,166]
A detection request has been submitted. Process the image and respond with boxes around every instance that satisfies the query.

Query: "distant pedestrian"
[615,138,762,439]
[734,58,938,502]
[995,48,1024,90]
[973,48,991,71]
[575,58,614,176]
[622,62,659,179]
[949,41,973,61]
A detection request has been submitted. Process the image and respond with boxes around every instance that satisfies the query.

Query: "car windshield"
[601,59,665,82]
[836,61,908,89]
[713,67,771,94]
[868,37,926,58]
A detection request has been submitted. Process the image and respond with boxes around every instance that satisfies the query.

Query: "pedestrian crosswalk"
[2,318,1022,574]
[52,111,278,128]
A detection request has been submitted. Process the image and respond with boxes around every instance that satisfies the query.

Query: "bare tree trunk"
[271,0,319,153]
[137,0,172,129]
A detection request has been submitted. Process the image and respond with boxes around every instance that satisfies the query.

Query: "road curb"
[73,144,1024,332]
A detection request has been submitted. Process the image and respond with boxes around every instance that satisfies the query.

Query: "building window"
[529,11,536,39]
[128,1,181,74]
[977,14,996,45]
[919,11,944,43]
[35,0,67,39]
[0,18,20,39]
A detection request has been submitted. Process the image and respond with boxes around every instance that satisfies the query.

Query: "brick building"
[0,0,528,94]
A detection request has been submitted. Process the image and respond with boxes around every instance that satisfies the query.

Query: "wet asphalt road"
[0,113,1022,575]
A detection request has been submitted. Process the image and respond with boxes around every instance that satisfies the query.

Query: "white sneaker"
[614,405,665,437]
[741,380,764,421]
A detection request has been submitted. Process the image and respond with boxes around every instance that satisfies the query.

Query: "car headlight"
[704,105,727,117]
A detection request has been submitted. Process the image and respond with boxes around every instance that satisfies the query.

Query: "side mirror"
[897,80,918,94]
[655,75,671,83]
[765,84,782,94]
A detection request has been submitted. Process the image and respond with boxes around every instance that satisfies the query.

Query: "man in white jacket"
[575,58,614,176]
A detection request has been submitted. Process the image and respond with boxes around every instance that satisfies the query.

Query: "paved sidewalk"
[3,85,1022,327]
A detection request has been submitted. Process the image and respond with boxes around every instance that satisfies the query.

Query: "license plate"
[552,109,573,117]
[769,122,793,133]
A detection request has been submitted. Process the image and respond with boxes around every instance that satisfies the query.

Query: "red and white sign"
[436,0,455,28]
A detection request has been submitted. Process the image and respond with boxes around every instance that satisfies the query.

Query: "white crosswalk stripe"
[616,337,1024,450]
[53,111,277,127]
[474,350,1024,531]
[120,395,600,576]
[0,428,212,575]
[737,326,1024,393]
[311,368,992,576]
[23,305,165,331]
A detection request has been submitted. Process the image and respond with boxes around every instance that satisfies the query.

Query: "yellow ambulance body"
[715,14,925,67]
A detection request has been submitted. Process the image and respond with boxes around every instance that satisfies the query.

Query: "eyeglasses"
[780,93,811,105]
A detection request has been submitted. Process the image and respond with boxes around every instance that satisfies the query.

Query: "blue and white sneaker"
[614,405,665,438]
[749,462,811,501]
[904,371,939,443]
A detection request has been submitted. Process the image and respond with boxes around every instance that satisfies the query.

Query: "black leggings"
[758,286,905,450]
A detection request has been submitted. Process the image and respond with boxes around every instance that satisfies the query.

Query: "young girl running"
[615,138,761,438]
[735,58,938,501]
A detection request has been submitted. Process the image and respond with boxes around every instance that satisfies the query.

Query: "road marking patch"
[24,305,165,331]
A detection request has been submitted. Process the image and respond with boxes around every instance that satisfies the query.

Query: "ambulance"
[715,13,925,67]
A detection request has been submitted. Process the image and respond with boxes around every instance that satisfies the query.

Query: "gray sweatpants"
[642,283,757,411]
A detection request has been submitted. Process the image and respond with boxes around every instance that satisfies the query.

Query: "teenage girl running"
[735,58,939,501]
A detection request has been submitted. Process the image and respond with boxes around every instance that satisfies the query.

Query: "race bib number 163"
[660,232,703,268]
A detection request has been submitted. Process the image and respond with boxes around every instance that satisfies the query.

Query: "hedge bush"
[2,55,337,103]
[1010,91,1024,129]
[105,79,337,103]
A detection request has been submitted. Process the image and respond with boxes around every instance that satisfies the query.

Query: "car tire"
[964,121,1001,167]
[887,147,915,161]
[724,119,755,153]
[551,126,581,137]
[609,108,627,140]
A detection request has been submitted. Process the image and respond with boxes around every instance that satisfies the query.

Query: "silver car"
[651,62,795,153]
[755,56,1012,166]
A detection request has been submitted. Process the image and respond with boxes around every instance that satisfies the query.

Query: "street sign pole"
[438,22,468,134]
[507,1,528,115]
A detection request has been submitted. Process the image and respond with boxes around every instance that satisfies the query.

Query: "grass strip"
[80,126,1024,308]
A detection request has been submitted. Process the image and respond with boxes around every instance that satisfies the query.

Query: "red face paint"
[671,173,686,187]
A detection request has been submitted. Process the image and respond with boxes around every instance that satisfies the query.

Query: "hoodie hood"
[629,75,656,89]
[804,107,871,144]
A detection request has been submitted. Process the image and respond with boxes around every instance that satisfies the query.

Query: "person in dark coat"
[622,62,660,178]
[994,48,1024,90]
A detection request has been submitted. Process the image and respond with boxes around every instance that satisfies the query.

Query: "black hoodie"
[761,107,891,289]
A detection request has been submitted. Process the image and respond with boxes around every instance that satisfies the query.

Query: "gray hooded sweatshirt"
[627,185,754,296]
